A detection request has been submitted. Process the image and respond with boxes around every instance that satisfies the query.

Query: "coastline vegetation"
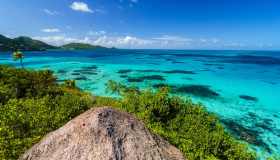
[0,65,274,160]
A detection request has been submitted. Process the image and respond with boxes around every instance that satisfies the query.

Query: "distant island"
[61,43,113,50]
[0,34,115,52]
[0,34,57,51]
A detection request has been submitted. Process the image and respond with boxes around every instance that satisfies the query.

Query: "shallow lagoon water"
[1,49,280,158]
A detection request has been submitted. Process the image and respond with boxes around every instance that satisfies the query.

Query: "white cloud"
[70,2,93,13]
[152,35,193,47]
[43,9,59,16]
[41,28,60,33]
[224,42,246,48]
[153,35,193,42]
[33,35,91,46]
[88,30,106,36]
[91,36,154,48]
[199,38,220,44]
[92,35,194,48]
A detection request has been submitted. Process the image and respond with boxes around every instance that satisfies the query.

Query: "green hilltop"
[0,35,57,51]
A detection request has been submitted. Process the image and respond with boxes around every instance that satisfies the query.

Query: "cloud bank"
[33,33,223,49]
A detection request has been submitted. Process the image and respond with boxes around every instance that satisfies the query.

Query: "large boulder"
[20,107,185,160]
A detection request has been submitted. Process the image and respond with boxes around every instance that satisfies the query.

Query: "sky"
[0,0,279,50]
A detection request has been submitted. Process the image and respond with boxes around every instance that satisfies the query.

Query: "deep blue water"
[1,49,280,158]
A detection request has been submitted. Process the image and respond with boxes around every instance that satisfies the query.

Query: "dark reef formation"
[148,52,280,66]
[74,76,88,81]
[152,83,220,99]
[221,119,271,152]
[135,69,161,73]
[162,70,196,74]
[57,70,67,74]
[127,75,165,82]
[72,65,99,75]
[239,95,258,102]
[222,111,280,153]
[172,85,220,98]
[117,69,133,74]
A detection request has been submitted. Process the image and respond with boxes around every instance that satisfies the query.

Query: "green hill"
[61,43,112,50]
[0,34,57,51]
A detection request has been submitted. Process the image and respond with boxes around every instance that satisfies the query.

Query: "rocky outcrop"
[19,107,185,160]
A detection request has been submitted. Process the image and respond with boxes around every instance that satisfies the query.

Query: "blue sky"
[0,0,279,49]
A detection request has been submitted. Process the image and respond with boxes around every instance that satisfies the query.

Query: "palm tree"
[13,50,24,68]
[64,80,76,88]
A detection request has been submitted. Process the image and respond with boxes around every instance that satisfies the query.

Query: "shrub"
[103,81,256,160]
[0,65,59,102]
[0,65,94,159]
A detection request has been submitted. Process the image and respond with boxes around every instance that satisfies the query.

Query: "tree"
[13,50,24,68]
[64,80,76,89]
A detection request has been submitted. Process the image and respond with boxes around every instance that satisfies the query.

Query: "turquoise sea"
[1,49,280,158]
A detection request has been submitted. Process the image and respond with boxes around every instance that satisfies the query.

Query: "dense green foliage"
[99,80,257,160]
[0,65,94,159]
[0,66,268,160]
[0,35,57,51]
